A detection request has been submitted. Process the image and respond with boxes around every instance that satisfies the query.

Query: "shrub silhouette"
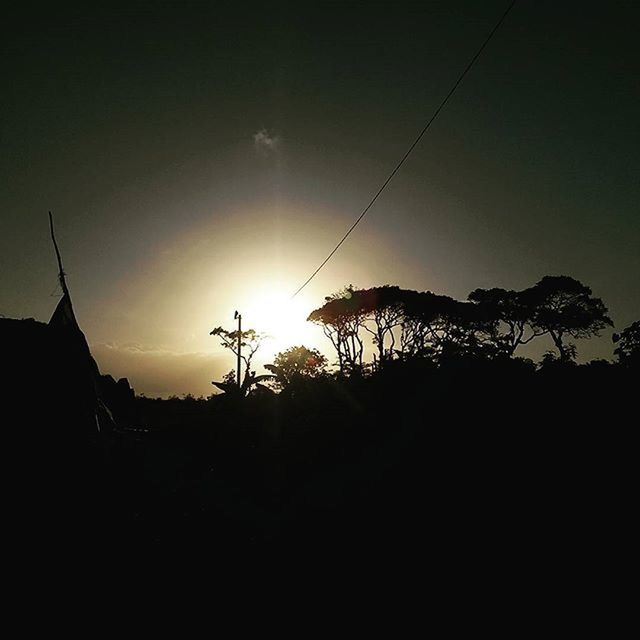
[613,320,640,368]
[265,345,328,390]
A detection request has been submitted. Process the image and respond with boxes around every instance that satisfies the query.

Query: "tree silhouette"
[265,345,328,389]
[468,287,545,357]
[398,290,497,363]
[613,320,640,368]
[359,286,404,368]
[209,325,272,395]
[528,276,613,362]
[306,276,615,374]
[307,286,367,374]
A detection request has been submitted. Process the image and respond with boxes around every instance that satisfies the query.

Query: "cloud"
[91,342,230,398]
[253,128,280,155]
[100,341,178,356]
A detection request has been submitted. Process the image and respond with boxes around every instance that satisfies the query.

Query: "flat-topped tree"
[359,286,405,367]
[307,285,367,375]
[527,275,613,363]
[399,290,498,362]
[467,287,545,357]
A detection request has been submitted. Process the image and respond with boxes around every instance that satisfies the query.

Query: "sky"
[2,1,638,397]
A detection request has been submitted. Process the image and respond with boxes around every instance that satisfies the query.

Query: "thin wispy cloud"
[97,341,218,358]
[253,128,281,155]
[92,342,228,398]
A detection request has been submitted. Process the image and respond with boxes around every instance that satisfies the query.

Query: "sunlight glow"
[241,285,321,363]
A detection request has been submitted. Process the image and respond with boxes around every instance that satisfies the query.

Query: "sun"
[240,285,322,362]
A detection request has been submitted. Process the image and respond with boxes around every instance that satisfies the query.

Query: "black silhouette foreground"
[3,270,637,570]
[2,217,636,569]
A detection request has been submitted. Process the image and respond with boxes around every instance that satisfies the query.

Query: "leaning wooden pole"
[49,211,70,297]
[237,313,242,388]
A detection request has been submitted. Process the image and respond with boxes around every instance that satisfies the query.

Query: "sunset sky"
[2,1,638,397]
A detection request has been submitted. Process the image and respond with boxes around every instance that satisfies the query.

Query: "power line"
[291,0,517,298]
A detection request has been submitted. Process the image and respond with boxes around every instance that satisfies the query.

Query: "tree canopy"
[527,276,613,362]
[306,276,616,372]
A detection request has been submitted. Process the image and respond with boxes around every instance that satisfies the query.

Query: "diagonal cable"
[292,0,517,298]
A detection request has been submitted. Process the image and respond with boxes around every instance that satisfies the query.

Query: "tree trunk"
[550,330,568,362]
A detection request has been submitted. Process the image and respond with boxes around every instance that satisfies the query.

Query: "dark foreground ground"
[5,352,635,577]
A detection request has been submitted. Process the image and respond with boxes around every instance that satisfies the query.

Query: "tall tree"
[528,276,613,362]
[308,286,367,374]
[467,287,544,357]
[358,286,405,368]
[399,290,496,362]
[398,290,439,358]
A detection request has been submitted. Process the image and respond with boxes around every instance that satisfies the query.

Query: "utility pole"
[234,310,242,387]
